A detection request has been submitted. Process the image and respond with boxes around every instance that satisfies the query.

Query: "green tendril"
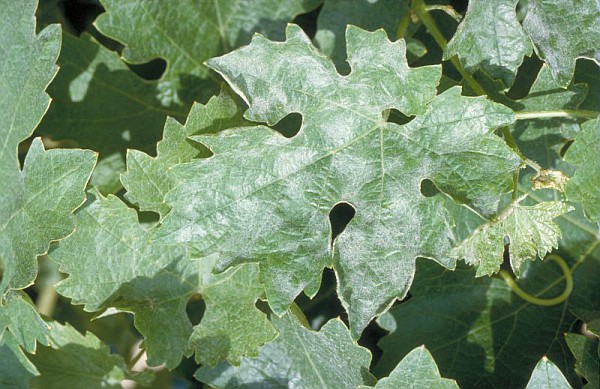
[499,254,573,306]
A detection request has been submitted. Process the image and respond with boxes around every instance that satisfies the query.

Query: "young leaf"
[451,200,572,276]
[445,0,533,87]
[94,0,321,105]
[195,312,377,388]
[359,346,458,389]
[159,25,520,336]
[29,322,150,388]
[0,0,96,294]
[525,357,572,389]
[564,118,600,223]
[523,0,600,87]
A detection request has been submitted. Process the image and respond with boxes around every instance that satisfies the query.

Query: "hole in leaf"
[559,139,574,158]
[186,294,205,326]
[137,211,160,225]
[255,299,272,316]
[419,179,440,197]
[385,109,414,125]
[127,58,167,81]
[294,268,346,330]
[329,202,356,242]
[272,112,303,138]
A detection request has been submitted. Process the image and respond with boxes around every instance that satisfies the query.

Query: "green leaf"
[445,0,533,87]
[50,192,275,368]
[29,321,149,388]
[564,118,600,223]
[315,0,411,73]
[0,0,96,294]
[158,24,520,337]
[565,333,599,388]
[122,89,249,217]
[0,292,49,353]
[451,199,572,276]
[359,346,458,389]
[0,333,39,388]
[523,0,600,87]
[525,357,572,389]
[375,260,577,387]
[36,32,186,194]
[195,312,376,388]
[94,0,321,106]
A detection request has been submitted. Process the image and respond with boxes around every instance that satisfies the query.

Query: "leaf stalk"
[515,109,599,120]
[411,0,486,95]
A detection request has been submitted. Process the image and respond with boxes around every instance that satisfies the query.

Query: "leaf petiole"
[499,254,573,306]
[515,109,599,120]
[411,0,485,95]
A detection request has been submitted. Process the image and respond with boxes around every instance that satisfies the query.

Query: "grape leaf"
[445,0,533,87]
[564,118,600,223]
[526,357,572,389]
[0,333,39,389]
[375,260,577,387]
[565,333,599,388]
[523,0,600,87]
[359,346,458,389]
[29,321,150,388]
[158,24,520,336]
[50,192,275,368]
[451,199,572,276]
[195,312,377,388]
[0,292,49,354]
[315,0,413,73]
[122,89,249,217]
[0,0,96,295]
[36,32,186,194]
[94,0,321,106]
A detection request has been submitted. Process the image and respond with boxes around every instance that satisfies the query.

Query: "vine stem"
[499,254,573,306]
[411,0,486,95]
[515,109,599,120]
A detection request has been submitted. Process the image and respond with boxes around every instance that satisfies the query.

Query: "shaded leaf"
[565,333,599,388]
[523,0,600,86]
[564,118,600,223]
[29,322,150,388]
[445,0,533,87]
[375,260,577,387]
[315,0,412,73]
[0,292,49,353]
[95,0,321,106]
[36,33,186,194]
